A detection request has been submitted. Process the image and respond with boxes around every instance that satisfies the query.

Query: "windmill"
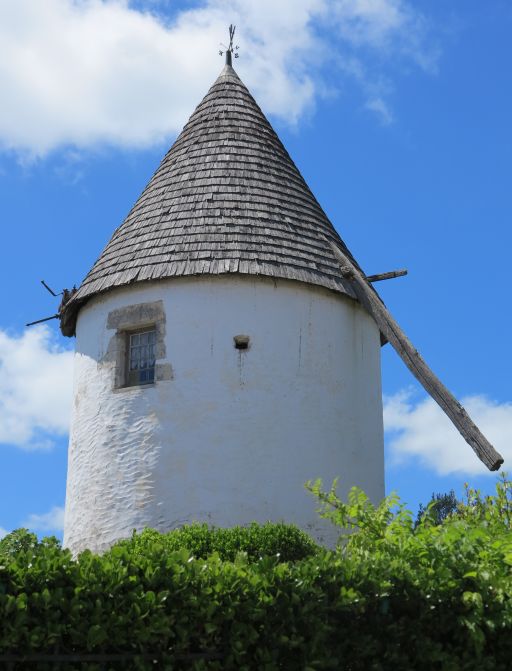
[47,30,502,554]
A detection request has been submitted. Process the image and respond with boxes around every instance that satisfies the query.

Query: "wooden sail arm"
[367,269,407,283]
[328,239,504,472]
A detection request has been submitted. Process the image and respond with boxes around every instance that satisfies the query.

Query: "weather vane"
[219,24,239,65]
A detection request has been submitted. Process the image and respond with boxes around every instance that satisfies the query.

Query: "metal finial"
[219,24,240,65]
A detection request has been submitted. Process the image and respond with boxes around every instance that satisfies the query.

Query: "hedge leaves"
[0,478,511,669]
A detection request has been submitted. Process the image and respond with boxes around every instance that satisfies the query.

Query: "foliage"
[0,528,39,558]
[415,489,460,527]
[0,529,61,560]
[113,521,319,563]
[0,482,511,669]
[304,473,512,669]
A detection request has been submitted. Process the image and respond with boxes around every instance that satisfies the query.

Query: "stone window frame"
[105,300,172,390]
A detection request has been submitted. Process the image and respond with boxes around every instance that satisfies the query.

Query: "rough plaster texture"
[64,276,384,554]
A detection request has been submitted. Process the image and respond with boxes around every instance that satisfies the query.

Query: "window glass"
[128,329,156,385]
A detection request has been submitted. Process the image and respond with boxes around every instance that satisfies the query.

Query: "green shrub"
[113,521,320,563]
[0,480,510,670]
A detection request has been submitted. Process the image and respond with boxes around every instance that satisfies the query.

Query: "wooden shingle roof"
[61,63,360,336]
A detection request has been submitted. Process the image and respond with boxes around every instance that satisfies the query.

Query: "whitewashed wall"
[64,276,384,554]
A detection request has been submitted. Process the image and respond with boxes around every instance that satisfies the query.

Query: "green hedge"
[113,521,320,562]
[0,478,511,670]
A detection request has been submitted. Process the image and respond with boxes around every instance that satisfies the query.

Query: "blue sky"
[0,0,511,540]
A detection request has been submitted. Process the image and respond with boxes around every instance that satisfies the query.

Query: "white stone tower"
[61,62,384,554]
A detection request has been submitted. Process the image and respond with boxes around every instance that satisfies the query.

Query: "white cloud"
[365,96,394,124]
[331,0,436,66]
[0,0,437,157]
[0,326,74,449]
[0,527,8,540]
[384,389,512,476]
[23,506,65,533]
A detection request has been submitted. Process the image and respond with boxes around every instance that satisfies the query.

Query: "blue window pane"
[128,329,156,385]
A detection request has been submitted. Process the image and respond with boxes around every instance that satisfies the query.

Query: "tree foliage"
[416,489,460,527]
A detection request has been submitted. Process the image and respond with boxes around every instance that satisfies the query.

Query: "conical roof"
[61,63,360,335]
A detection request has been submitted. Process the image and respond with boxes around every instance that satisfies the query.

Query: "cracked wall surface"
[64,276,384,554]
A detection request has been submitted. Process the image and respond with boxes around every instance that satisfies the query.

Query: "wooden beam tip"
[489,457,504,472]
[367,269,408,283]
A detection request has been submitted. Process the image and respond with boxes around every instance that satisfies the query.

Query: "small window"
[127,329,156,386]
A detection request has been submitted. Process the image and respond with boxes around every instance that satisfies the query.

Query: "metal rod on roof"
[327,237,504,472]
[26,314,60,327]
[41,280,63,296]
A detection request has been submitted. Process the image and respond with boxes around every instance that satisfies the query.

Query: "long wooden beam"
[367,269,408,283]
[328,240,503,471]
